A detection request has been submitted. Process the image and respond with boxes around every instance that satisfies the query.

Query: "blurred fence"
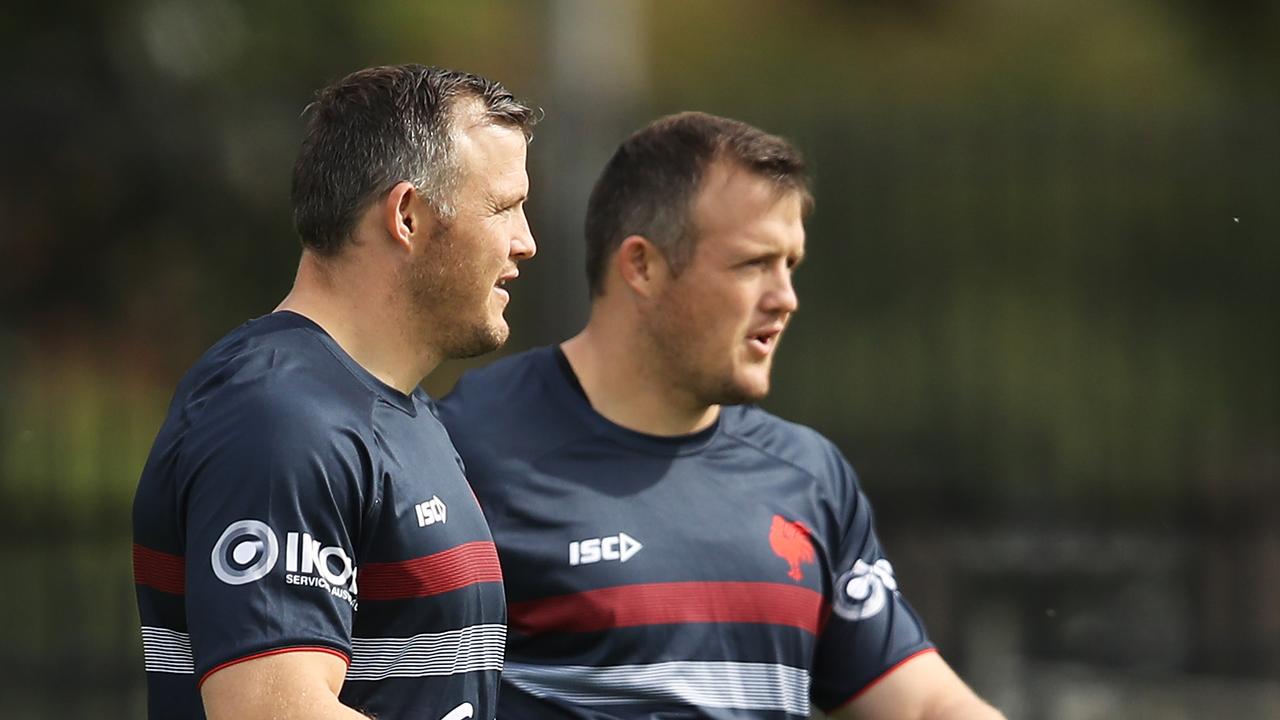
[1,349,156,718]
[3,1,1279,717]
[1,319,1277,718]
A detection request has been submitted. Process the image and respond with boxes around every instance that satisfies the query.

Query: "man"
[438,112,1003,719]
[132,65,536,719]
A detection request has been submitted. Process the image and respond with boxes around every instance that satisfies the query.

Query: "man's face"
[405,117,535,359]
[642,161,805,406]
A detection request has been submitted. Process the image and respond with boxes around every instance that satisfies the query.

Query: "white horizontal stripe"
[140,626,194,674]
[141,624,505,681]
[503,660,811,715]
[346,624,506,681]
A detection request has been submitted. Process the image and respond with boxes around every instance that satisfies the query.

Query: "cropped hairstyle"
[292,64,535,255]
[583,111,812,296]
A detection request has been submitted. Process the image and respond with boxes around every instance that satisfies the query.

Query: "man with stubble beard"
[438,112,1004,719]
[132,65,536,720]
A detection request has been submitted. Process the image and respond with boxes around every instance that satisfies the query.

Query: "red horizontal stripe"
[508,581,825,636]
[359,541,503,601]
[133,544,185,595]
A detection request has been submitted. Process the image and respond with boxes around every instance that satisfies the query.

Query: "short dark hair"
[583,111,812,297]
[292,64,535,255]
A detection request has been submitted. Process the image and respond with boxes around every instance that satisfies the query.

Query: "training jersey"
[132,311,504,720]
[437,346,934,719]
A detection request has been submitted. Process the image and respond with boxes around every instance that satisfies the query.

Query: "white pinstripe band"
[140,626,195,674]
[502,660,812,716]
[138,623,506,680]
[347,624,506,681]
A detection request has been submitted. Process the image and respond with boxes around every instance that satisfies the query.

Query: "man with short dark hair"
[132,65,536,719]
[438,112,1004,719]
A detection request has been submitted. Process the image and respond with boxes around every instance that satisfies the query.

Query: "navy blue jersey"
[132,311,504,720]
[437,347,933,719]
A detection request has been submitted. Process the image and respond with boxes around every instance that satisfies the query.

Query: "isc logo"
[416,496,447,527]
[568,532,643,566]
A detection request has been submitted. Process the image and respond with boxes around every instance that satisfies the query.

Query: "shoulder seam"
[307,331,407,415]
[718,423,830,485]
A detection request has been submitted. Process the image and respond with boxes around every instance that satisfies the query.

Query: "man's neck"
[276,254,440,395]
[561,324,720,437]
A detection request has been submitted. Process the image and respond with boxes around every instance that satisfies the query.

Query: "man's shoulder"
[135,318,388,521]
[437,346,586,474]
[721,404,850,480]
[438,346,555,422]
[175,315,382,445]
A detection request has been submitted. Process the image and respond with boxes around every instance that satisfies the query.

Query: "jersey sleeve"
[809,452,935,711]
[178,393,373,683]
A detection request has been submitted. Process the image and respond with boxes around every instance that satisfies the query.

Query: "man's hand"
[201,649,371,719]
[829,650,1005,720]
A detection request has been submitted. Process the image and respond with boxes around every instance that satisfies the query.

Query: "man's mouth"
[747,326,784,355]
[494,270,519,300]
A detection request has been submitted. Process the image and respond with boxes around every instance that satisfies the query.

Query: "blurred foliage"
[7,0,1272,517]
[1,1,1278,714]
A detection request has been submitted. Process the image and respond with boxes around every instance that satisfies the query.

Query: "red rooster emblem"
[769,515,815,581]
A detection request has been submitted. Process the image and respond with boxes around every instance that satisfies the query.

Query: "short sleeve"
[180,396,372,683]
[810,454,934,711]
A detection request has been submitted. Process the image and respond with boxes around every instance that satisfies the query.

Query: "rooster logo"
[768,515,816,581]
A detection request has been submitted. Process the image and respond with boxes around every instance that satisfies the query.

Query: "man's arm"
[829,650,1004,720]
[201,650,369,720]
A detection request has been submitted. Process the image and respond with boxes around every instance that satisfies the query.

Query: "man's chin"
[446,321,509,360]
[737,384,771,404]
[714,375,771,406]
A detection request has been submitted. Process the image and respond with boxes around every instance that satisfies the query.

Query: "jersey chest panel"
[354,410,502,619]
[494,448,832,592]
[486,443,833,669]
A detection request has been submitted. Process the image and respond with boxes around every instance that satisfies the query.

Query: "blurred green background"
[2,1,1277,717]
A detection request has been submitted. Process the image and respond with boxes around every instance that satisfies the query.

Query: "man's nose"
[511,212,536,260]
[767,270,799,314]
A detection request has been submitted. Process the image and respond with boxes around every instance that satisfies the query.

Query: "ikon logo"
[569,532,643,566]
[211,519,279,585]
[285,532,356,589]
[416,496,447,527]
[210,520,358,608]
[833,558,898,621]
[439,702,473,720]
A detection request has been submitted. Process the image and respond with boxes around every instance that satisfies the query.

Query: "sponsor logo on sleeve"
[832,558,898,621]
[211,519,279,585]
[285,531,359,609]
[210,519,358,609]
[439,702,473,720]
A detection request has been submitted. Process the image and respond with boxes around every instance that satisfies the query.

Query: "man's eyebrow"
[487,191,527,211]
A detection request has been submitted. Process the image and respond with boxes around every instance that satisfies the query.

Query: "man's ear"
[381,181,437,252]
[616,235,670,299]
